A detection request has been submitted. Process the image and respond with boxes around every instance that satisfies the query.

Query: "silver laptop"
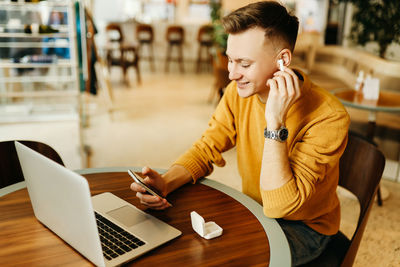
[15,141,181,267]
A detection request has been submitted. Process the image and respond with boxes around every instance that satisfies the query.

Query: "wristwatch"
[264,126,289,142]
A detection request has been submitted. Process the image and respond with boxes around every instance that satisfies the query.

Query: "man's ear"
[277,48,292,68]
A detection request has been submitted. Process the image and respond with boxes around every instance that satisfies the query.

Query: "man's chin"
[236,86,253,98]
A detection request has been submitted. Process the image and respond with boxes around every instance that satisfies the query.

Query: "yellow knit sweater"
[174,71,350,235]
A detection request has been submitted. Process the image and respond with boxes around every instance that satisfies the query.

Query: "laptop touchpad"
[107,205,147,227]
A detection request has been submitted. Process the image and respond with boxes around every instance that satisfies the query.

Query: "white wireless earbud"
[278,59,284,71]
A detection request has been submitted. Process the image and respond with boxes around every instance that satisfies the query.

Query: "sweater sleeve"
[174,82,237,182]
[261,109,350,218]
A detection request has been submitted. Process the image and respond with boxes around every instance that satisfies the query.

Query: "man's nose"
[228,66,241,80]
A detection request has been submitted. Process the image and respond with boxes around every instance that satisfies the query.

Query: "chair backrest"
[0,141,64,189]
[197,24,213,45]
[166,25,184,43]
[105,23,123,43]
[338,132,385,267]
[136,24,154,43]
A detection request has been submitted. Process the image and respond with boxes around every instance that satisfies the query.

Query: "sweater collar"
[294,68,311,96]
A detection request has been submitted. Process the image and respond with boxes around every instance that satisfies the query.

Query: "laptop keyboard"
[95,212,146,260]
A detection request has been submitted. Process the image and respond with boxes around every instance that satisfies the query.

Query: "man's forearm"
[260,139,293,190]
[162,164,193,195]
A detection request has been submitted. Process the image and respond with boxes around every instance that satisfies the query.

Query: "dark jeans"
[277,219,331,266]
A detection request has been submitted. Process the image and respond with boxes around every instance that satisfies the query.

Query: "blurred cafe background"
[1,1,399,266]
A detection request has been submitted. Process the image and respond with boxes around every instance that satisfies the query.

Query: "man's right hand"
[130,166,171,210]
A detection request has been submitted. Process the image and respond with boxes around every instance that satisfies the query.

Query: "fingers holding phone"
[128,168,172,209]
[136,191,171,209]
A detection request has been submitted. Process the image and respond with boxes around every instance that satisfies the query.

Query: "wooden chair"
[208,50,230,104]
[196,24,214,73]
[345,130,384,206]
[301,132,385,267]
[0,140,64,191]
[136,23,155,72]
[165,25,184,73]
[105,23,141,85]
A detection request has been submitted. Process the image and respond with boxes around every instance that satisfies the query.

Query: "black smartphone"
[128,169,172,206]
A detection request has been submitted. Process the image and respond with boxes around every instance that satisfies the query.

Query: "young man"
[130,1,350,265]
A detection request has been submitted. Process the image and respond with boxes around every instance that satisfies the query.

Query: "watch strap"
[264,126,288,142]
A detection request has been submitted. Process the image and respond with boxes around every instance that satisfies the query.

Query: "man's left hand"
[265,67,301,129]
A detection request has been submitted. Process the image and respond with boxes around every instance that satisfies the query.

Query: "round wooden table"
[0,167,291,267]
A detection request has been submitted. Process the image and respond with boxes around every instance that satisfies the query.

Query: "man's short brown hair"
[222,1,299,52]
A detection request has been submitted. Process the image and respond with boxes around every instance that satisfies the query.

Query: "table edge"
[76,167,292,267]
[333,88,400,113]
[0,181,26,197]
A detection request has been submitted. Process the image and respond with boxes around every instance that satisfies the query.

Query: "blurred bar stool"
[196,24,214,73]
[105,23,141,85]
[165,25,184,73]
[136,23,155,72]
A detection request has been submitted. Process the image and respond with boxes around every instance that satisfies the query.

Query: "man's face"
[226,27,279,100]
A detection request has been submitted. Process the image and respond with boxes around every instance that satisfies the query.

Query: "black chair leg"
[376,185,383,206]
[150,45,155,72]
[165,45,171,73]
[179,45,184,73]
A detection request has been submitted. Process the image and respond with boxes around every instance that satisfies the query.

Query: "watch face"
[279,128,289,141]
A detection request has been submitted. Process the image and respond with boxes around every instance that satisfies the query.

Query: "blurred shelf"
[0,90,79,98]
[0,32,69,38]
[0,41,70,48]
[0,75,75,83]
[0,61,75,68]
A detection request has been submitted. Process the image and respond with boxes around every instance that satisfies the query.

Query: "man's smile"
[236,81,250,89]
